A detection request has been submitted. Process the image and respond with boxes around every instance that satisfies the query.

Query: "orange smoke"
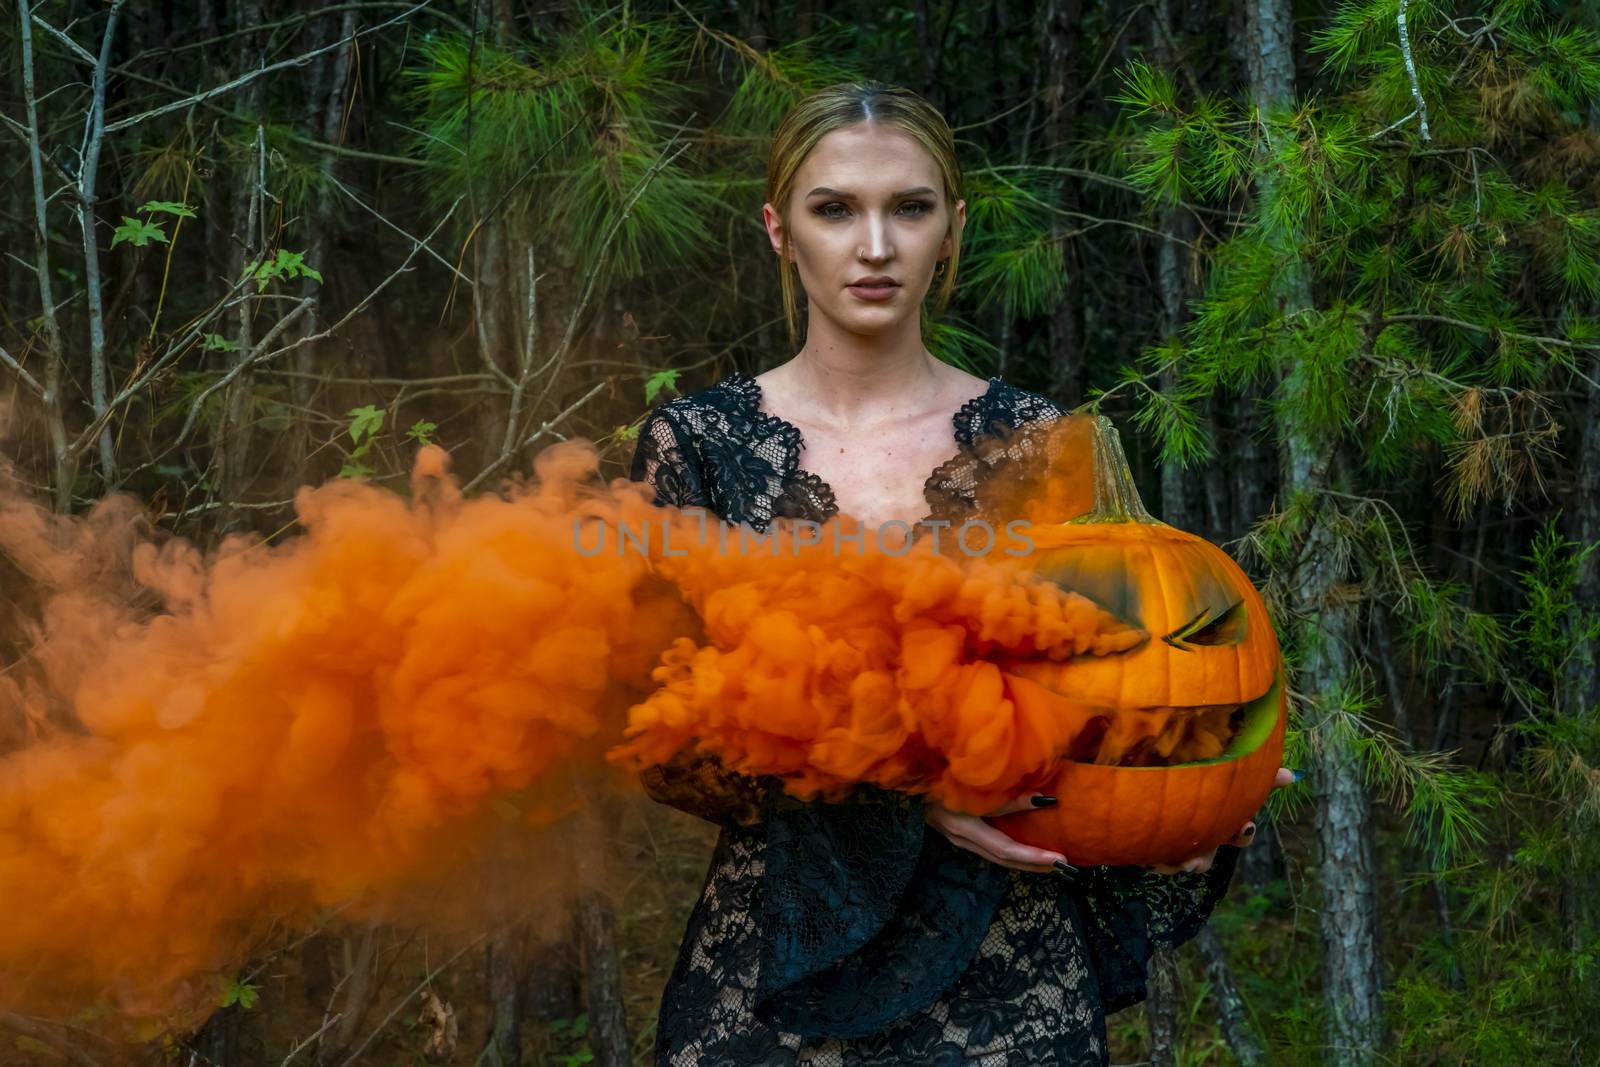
[0,414,1179,1036]
[615,539,1147,814]
[0,444,690,1033]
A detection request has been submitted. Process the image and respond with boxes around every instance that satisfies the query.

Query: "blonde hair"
[766,81,965,348]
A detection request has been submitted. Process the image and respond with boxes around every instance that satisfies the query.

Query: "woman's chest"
[782,419,959,529]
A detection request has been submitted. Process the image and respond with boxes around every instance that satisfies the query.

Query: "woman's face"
[764,121,965,339]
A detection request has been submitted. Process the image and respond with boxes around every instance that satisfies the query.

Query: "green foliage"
[547,1012,594,1066]
[1376,522,1600,1062]
[958,168,1069,319]
[245,248,323,292]
[1115,0,1599,517]
[643,369,682,405]
[341,404,386,478]
[922,317,994,374]
[1514,520,1600,697]
[404,8,732,289]
[138,200,197,220]
[111,217,168,248]
[217,977,259,1010]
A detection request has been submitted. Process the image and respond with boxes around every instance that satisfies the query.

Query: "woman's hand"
[922,793,1077,876]
[1149,766,1298,876]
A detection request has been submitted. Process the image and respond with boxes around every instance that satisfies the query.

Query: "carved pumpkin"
[988,416,1286,867]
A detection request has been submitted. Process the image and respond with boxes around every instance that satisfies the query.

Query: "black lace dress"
[628,370,1240,1067]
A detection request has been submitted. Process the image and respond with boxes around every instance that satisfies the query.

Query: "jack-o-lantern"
[988,416,1286,867]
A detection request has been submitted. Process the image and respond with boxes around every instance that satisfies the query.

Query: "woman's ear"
[762,202,789,259]
[939,198,967,259]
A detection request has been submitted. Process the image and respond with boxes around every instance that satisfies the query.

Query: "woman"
[629,81,1284,1067]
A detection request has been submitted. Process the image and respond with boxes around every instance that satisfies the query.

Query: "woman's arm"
[628,406,775,829]
[1071,847,1242,1014]
[630,406,711,509]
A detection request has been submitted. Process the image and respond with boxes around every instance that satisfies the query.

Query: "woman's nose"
[858,214,894,262]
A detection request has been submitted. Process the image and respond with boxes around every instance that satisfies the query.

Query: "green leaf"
[339,461,375,479]
[138,200,197,220]
[201,333,241,353]
[245,248,325,291]
[218,979,259,1010]
[111,217,168,248]
[406,419,439,444]
[643,369,681,406]
[347,404,384,444]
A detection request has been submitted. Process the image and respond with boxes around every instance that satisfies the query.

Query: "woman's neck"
[772,314,948,430]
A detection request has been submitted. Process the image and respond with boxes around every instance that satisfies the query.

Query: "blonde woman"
[630,81,1280,1067]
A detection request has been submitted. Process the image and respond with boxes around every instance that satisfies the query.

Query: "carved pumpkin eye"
[1163,600,1246,651]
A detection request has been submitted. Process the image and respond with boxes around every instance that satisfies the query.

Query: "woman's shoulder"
[644,370,759,436]
[956,375,1069,446]
[644,367,1066,445]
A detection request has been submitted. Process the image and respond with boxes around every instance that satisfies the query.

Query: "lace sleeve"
[628,406,775,829]
[1072,845,1242,1015]
[629,407,710,509]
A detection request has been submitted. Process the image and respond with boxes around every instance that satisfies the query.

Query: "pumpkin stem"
[1074,416,1161,525]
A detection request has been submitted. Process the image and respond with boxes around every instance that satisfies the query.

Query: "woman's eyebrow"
[805,185,937,199]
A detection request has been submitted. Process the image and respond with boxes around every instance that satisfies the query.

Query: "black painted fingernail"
[1031,795,1059,807]
[1053,859,1078,877]
[1289,767,1305,783]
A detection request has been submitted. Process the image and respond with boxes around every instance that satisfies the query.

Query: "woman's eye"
[811,202,931,219]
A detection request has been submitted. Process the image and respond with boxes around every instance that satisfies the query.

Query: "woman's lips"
[847,282,900,302]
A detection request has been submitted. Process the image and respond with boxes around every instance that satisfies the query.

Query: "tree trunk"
[1567,332,1600,720]
[577,891,631,1067]
[215,2,267,531]
[1245,0,1382,1061]
[483,931,524,1066]
[316,926,378,1066]
[289,6,361,484]
[17,0,78,510]
[192,1003,241,1066]
[1194,925,1266,1066]
[1144,947,1181,1067]
[1041,0,1086,404]
[1153,0,1194,533]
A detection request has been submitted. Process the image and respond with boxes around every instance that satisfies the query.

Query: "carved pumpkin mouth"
[1060,672,1283,768]
[1000,665,1284,771]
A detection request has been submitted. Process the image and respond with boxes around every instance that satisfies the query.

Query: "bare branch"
[99,2,436,134]
[1396,0,1432,141]
[24,19,427,169]
[0,1012,113,1067]
[334,932,487,1067]
[176,297,317,446]
[1379,313,1600,353]
[18,0,75,509]
[539,132,694,379]
[0,344,44,398]
[74,0,126,484]
[277,1012,344,1067]
[141,2,470,61]
[75,272,261,464]
[462,381,608,496]
[328,175,472,285]
[174,198,465,448]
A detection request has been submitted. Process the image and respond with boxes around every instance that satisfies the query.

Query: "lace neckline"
[718,370,1003,525]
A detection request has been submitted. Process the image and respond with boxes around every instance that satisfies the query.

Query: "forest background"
[2,0,1599,1065]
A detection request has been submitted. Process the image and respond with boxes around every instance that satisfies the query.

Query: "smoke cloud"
[0,415,1203,1039]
